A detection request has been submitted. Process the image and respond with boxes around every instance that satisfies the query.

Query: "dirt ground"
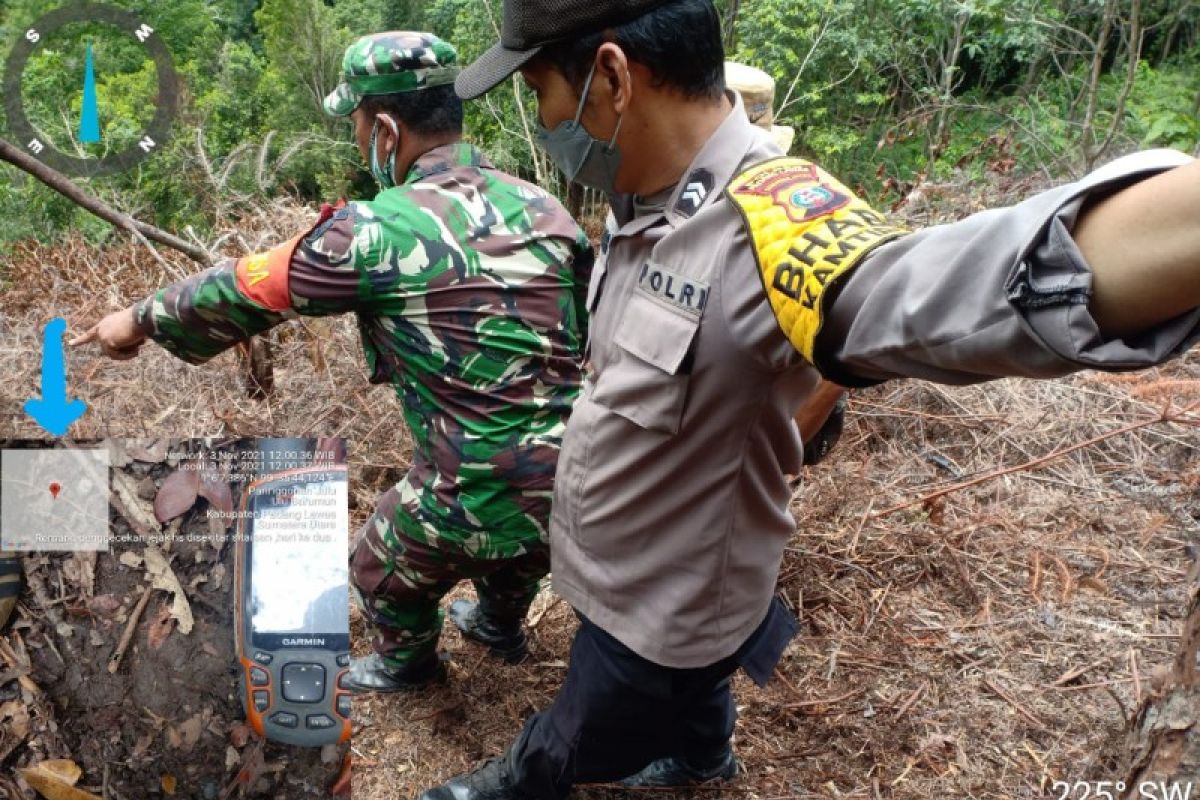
[0,175,1197,799]
[0,439,348,799]
[348,170,1200,800]
[348,365,1199,800]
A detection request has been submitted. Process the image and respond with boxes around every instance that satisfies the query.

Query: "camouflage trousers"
[350,486,550,667]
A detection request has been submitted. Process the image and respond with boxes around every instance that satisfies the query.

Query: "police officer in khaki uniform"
[419,1,1200,798]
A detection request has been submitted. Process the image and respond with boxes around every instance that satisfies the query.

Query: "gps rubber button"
[336,695,350,718]
[306,714,335,729]
[250,667,269,686]
[253,691,269,712]
[270,711,298,728]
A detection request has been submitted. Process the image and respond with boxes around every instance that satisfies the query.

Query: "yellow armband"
[727,158,906,363]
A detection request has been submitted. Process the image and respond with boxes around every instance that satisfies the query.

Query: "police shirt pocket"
[591,292,700,435]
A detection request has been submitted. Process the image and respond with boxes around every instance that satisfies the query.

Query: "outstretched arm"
[70,260,291,364]
[72,202,368,364]
[808,150,1200,387]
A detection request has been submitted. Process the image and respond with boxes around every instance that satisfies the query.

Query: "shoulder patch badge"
[674,168,714,219]
[727,157,906,363]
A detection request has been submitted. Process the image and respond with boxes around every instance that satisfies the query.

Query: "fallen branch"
[527,595,564,631]
[108,584,153,674]
[872,401,1199,519]
[0,137,211,266]
[982,676,1049,730]
[3,137,279,397]
[780,686,866,710]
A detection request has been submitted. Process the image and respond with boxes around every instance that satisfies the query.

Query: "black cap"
[456,0,675,99]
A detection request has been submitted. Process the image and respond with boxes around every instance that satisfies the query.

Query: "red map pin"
[49,481,62,499]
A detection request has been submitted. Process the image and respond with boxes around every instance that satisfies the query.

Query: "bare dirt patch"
[0,439,348,799]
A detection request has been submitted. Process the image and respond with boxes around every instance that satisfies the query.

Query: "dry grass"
[1,175,1198,800]
[0,199,414,516]
[346,368,1200,800]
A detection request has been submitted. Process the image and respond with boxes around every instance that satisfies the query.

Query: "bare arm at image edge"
[1079,158,1200,338]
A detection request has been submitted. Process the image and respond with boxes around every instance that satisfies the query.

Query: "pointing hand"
[71,306,147,361]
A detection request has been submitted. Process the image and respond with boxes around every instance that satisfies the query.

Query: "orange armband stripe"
[234,233,306,312]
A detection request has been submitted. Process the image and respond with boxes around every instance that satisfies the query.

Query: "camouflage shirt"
[135,143,593,558]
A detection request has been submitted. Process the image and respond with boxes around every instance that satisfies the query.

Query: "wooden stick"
[1051,655,1112,686]
[108,584,153,674]
[1129,648,1142,704]
[0,137,211,266]
[982,677,1048,730]
[780,686,865,709]
[2,138,280,397]
[892,683,926,719]
[527,595,563,631]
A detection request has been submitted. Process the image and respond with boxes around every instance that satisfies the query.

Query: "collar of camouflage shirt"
[404,141,493,184]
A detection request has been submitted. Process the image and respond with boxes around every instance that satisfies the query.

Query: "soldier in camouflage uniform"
[73,32,593,692]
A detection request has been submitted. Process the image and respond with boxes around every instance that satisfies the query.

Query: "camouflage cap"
[323,32,461,117]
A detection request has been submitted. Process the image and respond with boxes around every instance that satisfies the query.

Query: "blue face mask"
[368,115,399,190]
[537,64,624,195]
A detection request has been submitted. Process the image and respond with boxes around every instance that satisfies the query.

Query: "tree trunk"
[928,9,970,175]
[1090,0,1142,170]
[1080,0,1117,171]
[566,182,584,223]
[723,0,741,51]
[1121,560,1200,794]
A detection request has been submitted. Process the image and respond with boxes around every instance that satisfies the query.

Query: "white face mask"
[368,114,400,190]
[535,63,624,195]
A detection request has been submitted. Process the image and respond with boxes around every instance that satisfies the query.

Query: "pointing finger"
[69,325,99,347]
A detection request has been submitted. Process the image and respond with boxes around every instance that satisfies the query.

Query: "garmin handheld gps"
[233,439,351,747]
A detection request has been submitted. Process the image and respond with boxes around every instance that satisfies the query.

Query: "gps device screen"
[248,472,349,650]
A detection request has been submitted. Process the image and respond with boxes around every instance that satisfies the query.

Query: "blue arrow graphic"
[80,42,100,143]
[24,318,87,437]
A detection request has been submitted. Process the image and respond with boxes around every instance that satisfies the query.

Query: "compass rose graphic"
[2,3,179,178]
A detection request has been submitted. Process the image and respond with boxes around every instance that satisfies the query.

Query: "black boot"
[621,749,739,787]
[418,756,519,800]
[448,599,528,664]
[346,652,446,694]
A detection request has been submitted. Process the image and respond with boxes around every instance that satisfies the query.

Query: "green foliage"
[1125,61,1200,151]
[425,0,561,192]
[255,0,350,131]
[729,0,1198,196]
[0,0,1195,248]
